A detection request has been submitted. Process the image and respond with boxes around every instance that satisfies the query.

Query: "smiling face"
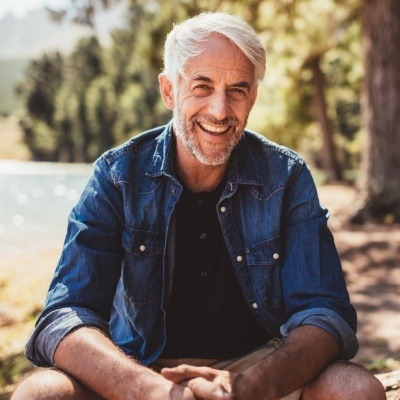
[159,34,258,167]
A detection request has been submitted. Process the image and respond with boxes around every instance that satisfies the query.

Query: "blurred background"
[0,0,399,397]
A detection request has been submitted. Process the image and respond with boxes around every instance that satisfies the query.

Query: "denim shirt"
[26,122,358,367]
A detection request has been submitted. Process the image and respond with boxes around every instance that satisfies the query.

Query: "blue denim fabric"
[26,122,358,367]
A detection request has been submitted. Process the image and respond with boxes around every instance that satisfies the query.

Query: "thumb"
[188,377,233,400]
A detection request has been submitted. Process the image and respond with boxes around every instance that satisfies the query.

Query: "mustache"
[193,115,239,127]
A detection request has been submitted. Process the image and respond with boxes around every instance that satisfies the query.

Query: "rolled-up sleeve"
[26,307,109,366]
[280,164,358,360]
[280,307,359,359]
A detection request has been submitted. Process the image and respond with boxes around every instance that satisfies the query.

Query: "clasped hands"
[160,364,262,400]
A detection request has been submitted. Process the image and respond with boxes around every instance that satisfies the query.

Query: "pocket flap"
[246,236,282,266]
[122,227,164,256]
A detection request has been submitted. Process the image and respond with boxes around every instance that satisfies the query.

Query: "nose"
[208,90,229,121]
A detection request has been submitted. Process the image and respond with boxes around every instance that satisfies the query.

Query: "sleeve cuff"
[280,307,359,360]
[25,307,109,367]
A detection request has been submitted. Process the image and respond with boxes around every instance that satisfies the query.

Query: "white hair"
[163,12,266,85]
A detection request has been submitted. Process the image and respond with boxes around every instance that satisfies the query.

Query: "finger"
[170,383,198,400]
[161,368,189,384]
[161,365,217,383]
[188,377,233,400]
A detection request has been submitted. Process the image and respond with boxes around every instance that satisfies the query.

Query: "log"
[375,370,400,399]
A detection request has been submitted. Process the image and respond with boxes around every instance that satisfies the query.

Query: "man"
[12,12,384,400]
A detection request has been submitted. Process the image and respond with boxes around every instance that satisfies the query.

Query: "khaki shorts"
[152,338,303,400]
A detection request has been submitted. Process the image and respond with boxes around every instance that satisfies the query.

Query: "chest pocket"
[246,236,285,311]
[122,227,165,304]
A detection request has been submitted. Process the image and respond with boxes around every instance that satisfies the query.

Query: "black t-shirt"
[161,179,269,359]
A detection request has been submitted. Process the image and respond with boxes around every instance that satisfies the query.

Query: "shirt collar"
[228,135,264,187]
[146,121,175,178]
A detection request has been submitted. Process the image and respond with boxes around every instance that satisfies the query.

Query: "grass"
[0,351,33,398]
[0,241,60,397]
[367,358,400,374]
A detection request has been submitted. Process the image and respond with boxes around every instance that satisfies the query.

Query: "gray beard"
[173,109,244,166]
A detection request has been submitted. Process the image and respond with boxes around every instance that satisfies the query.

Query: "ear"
[159,73,174,110]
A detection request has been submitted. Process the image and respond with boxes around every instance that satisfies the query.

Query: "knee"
[11,368,80,400]
[10,376,37,400]
[302,361,386,400]
[351,370,387,400]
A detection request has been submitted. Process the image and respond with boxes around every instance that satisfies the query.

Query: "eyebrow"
[193,75,212,83]
[193,75,251,89]
[233,81,251,89]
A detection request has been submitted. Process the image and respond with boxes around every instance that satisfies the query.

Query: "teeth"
[199,122,229,133]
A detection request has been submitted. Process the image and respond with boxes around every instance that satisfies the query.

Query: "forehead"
[182,35,255,84]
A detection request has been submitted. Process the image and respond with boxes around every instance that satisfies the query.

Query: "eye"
[231,88,246,93]
[228,87,247,100]
[193,85,213,96]
[194,84,211,90]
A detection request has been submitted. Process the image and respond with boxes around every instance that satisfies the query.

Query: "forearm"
[240,325,340,400]
[54,327,184,400]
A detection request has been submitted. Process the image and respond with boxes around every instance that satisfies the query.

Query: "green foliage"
[19,117,59,160]
[18,53,64,125]
[256,0,362,170]
[17,4,172,162]
[0,351,32,394]
[85,76,117,159]
[17,52,64,160]
[367,357,400,373]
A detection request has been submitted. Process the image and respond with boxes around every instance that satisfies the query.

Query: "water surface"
[0,160,92,254]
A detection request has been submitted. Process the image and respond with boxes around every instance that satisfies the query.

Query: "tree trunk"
[309,55,342,182]
[351,0,400,223]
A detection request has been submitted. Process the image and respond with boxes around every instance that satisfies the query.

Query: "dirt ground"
[318,184,400,399]
[318,185,400,366]
[0,183,399,397]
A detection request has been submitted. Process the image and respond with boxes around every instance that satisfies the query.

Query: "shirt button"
[273,253,280,260]
[200,271,208,278]
[198,199,205,206]
[220,206,227,213]
[200,233,207,240]
[252,303,258,309]
[171,188,177,195]
[139,245,146,252]
[236,255,243,262]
